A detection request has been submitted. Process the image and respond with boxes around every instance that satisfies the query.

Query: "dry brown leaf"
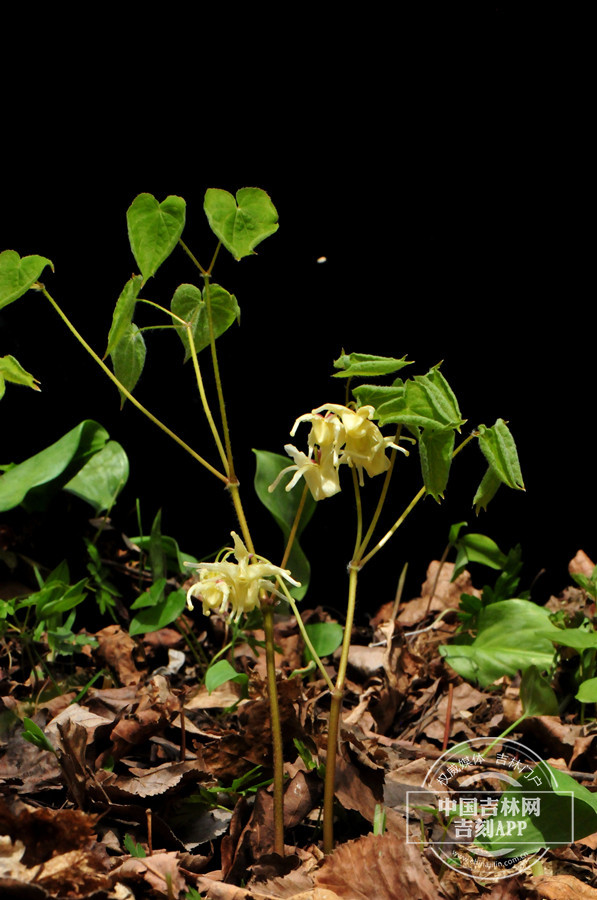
[569,550,596,577]
[315,832,443,900]
[398,561,481,627]
[519,715,579,762]
[98,759,208,800]
[185,682,244,710]
[283,771,321,828]
[110,851,185,897]
[0,797,99,865]
[527,873,597,898]
[96,624,143,685]
[46,701,112,746]
[196,875,340,899]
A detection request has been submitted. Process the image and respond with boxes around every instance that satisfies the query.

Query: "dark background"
[0,7,592,617]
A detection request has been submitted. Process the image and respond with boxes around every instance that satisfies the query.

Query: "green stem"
[263,604,285,855]
[323,564,359,853]
[359,486,427,568]
[136,298,188,325]
[40,287,228,484]
[178,239,207,275]
[357,428,402,558]
[351,467,363,561]
[481,714,529,758]
[279,581,335,692]
[203,274,235,476]
[180,246,285,854]
[186,325,229,474]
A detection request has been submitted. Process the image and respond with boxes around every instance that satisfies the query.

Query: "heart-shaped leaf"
[0,250,53,310]
[110,323,146,406]
[171,283,240,361]
[204,188,279,260]
[126,193,186,283]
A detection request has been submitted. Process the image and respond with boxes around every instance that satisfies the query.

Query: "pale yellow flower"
[186,532,300,621]
[296,403,406,487]
[268,442,342,501]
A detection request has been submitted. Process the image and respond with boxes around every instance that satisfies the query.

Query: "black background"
[0,7,592,618]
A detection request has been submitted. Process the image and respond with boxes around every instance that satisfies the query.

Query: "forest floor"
[2,521,597,900]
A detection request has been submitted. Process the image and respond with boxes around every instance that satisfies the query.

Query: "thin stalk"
[359,432,477,569]
[263,604,285,855]
[280,485,309,569]
[136,298,188,325]
[357,428,402,558]
[323,563,359,853]
[424,541,451,618]
[186,325,229,474]
[351,467,363,561]
[203,274,235,476]
[279,581,335,692]
[359,486,427,568]
[481,714,529,758]
[178,239,208,275]
[40,287,228,484]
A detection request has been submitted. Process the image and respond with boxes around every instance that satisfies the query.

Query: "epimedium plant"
[0,187,526,857]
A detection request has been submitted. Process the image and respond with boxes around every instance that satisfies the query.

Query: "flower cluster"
[269,403,406,501]
[185,532,300,621]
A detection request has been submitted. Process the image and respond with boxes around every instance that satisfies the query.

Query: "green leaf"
[477,419,524,492]
[419,426,455,501]
[36,578,87,619]
[0,420,110,513]
[0,250,53,309]
[127,193,186,283]
[204,188,279,260]
[304,621,343,663]
[105,275,144,358]
[22,718,56,754]
[540,626,597,651]
[128,534,198,576]
[332,352,413,379]
[0,355,41,399]
[130,577,167,610]
[473,466,503,513]
[439,599,557,687]
[171,283,240,361]
[452,533,508,581]
[204,658,249,696]
[123,833,146,858]
[576,677,597,703]
[128,588,187,635]
[352,381,406,413]
[520,665,559,716]
[253,449,317,599]
[63,440,129,513]
[149,509,166,582]
[110,323,146,405]
[377,364,465,431]
[476,762,597,855]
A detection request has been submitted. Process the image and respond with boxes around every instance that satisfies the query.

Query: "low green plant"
[1,188,525,857]
[441,543,597,723]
